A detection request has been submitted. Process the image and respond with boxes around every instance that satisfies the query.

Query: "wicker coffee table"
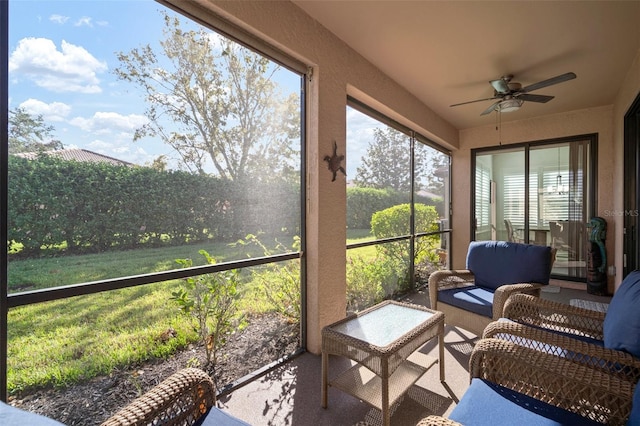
[321,300,445,426]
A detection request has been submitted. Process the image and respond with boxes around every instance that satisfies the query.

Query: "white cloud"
[49,14,69,25]
[87,139,112,150]
[19,98,71,122]
[69,111,148,134]
[9,37,107,94]
[87,139,153,166]
[74,16,93,27]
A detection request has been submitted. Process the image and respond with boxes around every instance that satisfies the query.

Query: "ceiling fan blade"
[450,96,499,107]
[480,101,501,116]
[517,93,554,103]
[490,78,510,94]
[521,72,576,93]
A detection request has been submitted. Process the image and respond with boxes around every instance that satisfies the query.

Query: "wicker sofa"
[418,338,637,426]
[101,368,250,426]
[428,241,555,336]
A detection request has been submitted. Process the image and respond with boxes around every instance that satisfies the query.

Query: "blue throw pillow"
[604,270,640,358]
[466,241,552,291]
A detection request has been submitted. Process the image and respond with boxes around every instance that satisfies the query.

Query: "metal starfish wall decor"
[324,141,346,182]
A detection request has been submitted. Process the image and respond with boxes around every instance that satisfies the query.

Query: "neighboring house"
[14,148,135,167]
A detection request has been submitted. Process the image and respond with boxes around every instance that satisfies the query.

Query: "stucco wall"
[454,106,615,290]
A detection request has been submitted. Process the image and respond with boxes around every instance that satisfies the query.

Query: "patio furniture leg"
[382,373,390,426]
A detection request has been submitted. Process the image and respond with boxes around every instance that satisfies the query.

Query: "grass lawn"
[6,237,297,394]
[8,282,196,393]
[8,239,269,292]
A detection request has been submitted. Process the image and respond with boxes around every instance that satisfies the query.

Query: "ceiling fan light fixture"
[498,98,523,113]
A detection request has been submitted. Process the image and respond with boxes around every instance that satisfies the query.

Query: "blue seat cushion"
[466,241,552,291]
[194,407,252,426]
[604,270,640,359]
[0,401,65,426]
[438,285,494,318]
[450,378,601,426]
[628,382,640,426]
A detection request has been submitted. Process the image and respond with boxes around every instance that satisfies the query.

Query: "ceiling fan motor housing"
[449,72,576,115]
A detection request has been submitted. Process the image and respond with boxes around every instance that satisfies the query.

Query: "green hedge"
[346,186,443,230]
[8,155,299,257]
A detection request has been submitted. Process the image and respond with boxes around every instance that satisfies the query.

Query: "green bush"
[346,255,383,312]
[8,155,300,258]
[171,250,242,365]
[371,203,439,263]
[240,234,301,324]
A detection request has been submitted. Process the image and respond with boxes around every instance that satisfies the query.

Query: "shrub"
[371,203,440,264]
[237,234,301,324]
[171,250,241,366]
[346,253,408,312]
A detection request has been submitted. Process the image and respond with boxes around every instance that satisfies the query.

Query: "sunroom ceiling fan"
[450,72,577,115]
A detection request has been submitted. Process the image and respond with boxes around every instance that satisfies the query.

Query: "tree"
[425,151,448,194]
[8,107,63,154]
[354,127,412,191]
[354,127,446,193]
[114,12,299,181]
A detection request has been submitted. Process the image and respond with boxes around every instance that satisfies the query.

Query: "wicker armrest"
[503,293,605,338]
[483,320,640,383]
[470,338,634,425]
[101,368,216,426]
[492,283,543,320]
[428,270,474,309]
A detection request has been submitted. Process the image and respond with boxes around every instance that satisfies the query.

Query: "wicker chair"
[503,269,640,358]
[502,292,605,341]
[417,338,636,426]
[428,241,556,336]
[482,320,640,383]
[101,368,249,426]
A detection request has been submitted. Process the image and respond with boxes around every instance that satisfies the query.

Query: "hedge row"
[8,156,300,257]
[8,156,443,258]
[346,186,443,230]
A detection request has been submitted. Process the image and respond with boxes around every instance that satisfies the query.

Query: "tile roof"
[14,149,134,167]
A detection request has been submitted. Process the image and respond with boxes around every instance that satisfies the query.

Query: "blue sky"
[8,0,302,170]
[8,1,174,165]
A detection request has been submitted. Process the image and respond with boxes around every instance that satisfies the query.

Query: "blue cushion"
[466,241,552,291]
[628,383,640,426]
[604,270,640,358]
[450,378,601,426]
[438,285,494,318]
[195,407,252,426]
[0,401,65,425]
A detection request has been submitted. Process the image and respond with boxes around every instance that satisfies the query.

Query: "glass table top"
[330,303,433,347]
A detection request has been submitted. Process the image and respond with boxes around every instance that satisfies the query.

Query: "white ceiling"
[292,0,640,130]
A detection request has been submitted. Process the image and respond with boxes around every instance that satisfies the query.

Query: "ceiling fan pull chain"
[495,109,502,145]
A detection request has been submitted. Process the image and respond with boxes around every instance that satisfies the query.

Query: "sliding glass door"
[473,135,595,281]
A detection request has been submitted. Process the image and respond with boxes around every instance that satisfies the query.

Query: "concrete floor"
[217,282,612,426]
